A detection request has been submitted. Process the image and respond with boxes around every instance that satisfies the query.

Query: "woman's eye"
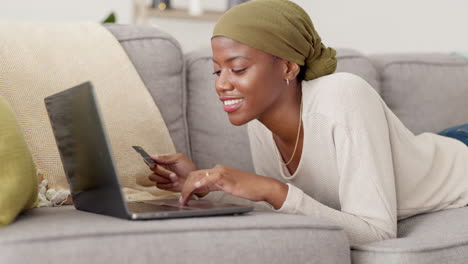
[212,68,246,76]
[232,68,246,74]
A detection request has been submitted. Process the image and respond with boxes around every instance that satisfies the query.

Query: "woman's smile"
[220,98,245,113]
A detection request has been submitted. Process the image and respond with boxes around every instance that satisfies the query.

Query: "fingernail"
[173,182,179,186]
[169,173,176,179]
[195,181,201,188]
[179,197,183,203]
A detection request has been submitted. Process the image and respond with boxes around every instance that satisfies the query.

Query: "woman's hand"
[147,153,197,193]
[179,165,289,209]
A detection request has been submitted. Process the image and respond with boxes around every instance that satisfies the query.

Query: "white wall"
[0,0,132,24]
[1,0,468,54]
[294,0,468,54]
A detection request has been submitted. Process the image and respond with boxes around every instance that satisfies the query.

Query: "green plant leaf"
[102,12,117,23]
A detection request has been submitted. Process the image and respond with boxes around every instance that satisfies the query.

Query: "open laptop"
[44,81,253,220]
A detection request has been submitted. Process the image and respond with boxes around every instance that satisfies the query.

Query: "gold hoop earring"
[286,79,290,86]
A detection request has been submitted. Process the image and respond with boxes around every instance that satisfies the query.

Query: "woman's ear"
[283,60,301,81]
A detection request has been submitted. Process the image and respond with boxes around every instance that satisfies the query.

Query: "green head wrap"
[212,0,337,81]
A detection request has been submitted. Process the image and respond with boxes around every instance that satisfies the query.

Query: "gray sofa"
[1,24,468,264]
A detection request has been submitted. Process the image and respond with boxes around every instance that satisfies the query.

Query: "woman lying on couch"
[147,0,468,246]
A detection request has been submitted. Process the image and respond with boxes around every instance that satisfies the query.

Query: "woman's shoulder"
[302,72,372,95]
[301,72,381,115]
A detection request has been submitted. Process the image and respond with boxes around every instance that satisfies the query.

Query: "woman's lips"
[223,100,244,113]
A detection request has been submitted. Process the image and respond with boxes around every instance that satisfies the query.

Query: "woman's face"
[211,36,287,126]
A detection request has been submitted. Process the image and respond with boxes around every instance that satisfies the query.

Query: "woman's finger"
[148,173,172,184]
[180,171,218,205]
[156,182,179,190]
[194,172,220,189]
[150,153,180,165]
[152,165,176,180]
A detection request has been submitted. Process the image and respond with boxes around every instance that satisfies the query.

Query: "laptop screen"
[45,82,127,217]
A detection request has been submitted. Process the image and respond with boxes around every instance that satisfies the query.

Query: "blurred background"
[1,0,467,54]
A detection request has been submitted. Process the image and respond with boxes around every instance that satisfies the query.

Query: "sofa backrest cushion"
[335,48,381,94]
[105,24,191,158]
[370,53,468,134]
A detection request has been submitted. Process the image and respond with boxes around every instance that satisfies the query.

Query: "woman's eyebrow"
[212,56,250,64]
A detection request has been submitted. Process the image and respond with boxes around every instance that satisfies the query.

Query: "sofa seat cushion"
[352,206,468,264]
[0,206,350,264]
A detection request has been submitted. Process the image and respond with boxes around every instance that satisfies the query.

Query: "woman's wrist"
[262,178,288,210]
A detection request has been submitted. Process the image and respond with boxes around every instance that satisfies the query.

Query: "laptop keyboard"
[127,201,195,213]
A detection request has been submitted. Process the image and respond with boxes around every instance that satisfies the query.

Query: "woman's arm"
[147,152,288,211]
[275,183,396,246]
[184,163,395,247]
[178,165,288,209]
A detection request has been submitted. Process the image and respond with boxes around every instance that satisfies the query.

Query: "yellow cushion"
[0,96,37,226]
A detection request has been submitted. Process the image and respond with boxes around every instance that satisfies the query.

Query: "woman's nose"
[215,71,233,92]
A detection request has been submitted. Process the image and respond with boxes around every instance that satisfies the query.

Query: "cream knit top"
[246,72,468,246]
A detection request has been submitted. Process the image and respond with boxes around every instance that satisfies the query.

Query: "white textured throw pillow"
[0,22,177,202]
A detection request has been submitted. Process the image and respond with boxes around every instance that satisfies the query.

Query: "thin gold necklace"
[273,98,303,167]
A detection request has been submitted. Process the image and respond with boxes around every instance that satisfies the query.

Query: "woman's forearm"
[262,178,288,210]
[190,169,288,209]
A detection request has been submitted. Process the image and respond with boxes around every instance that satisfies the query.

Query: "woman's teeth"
[223,99,244,106]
